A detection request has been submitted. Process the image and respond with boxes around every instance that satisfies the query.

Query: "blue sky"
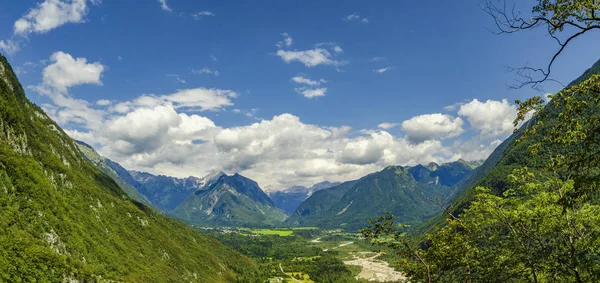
[1,0,599,190]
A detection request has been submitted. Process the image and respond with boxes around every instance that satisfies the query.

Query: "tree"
[483,0,600,89]
[363,169,600,282]
[362,3,600,281]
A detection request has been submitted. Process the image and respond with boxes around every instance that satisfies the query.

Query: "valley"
[2,1,600,281]
[203,226,405,283]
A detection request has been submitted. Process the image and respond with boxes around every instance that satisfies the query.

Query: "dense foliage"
[0,55,261,282]
[362,59,600,282]
[212,231,365,283]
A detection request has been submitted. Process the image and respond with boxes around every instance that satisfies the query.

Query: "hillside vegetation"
[0,55,262,282]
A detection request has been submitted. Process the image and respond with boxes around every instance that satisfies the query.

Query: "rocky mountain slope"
[130,170,224,212]
[173,173,287,227]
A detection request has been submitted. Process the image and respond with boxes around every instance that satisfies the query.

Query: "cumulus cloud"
[291,75,327,86]
[343,13,369,23]
[276,36,346,68]
[339,131,445,166]
[276,48,345,68]
[444,101,465,111]
[378,122,399,129]
[0,40,20,55]
[42,51,104,92]
[14,0,91,35]
[96,99,111,106]
[458,99,517,138]
[32,52,511,191]
[158,0,171,12]
[401,113,464,143]
[448,138,503,162]
[295,87,327,98]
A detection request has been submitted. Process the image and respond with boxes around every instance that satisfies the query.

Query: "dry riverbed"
[344,253,406,282]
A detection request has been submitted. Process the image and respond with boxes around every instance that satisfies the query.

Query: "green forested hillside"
[0,55,262,282]
[364,58,600,282]
[287,161,475,231]
[416,58,600,236]
[76,140,153,208]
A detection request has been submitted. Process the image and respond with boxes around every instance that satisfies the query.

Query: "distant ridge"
[286,160,477,231]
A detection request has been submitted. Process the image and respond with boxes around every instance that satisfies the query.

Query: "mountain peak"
[426,162,439,171]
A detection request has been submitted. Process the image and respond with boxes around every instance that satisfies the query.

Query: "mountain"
[173,173,287,227]
[0,55,261,281]
[286,160,476,231]
[75,140,153,207]
[268,181,340,215]
[130,170,224,212]
[415,58,600,236]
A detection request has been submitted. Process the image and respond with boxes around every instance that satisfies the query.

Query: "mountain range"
[76,141,288,227]
[286,160,479,231]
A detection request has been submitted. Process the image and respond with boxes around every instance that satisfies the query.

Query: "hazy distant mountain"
[268,181,340,215]
[173,173,287,227]
[130,170,224,212]
[286,160,477,231]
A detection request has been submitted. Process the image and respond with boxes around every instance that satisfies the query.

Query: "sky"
[1,0,599,190]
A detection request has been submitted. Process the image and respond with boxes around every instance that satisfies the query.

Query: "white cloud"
[210,55,218,61]
[42,51,104,93]
[343,13,369,23]
[191,11,215,19]
[0,40,20,55]
[193,67,220,77]
[276,48,345,68]
[374,67,393,73]
[444,102,465,111]
[295,87,327,98]
[112,88,237,113]
[31,53,508,191]
[339,131,445,166]
[291,75,327,86]
[458,99,517,138]
[158,0,171,12]
[96,99,111,106]
[401,113,464,143]
[14,0,91,35]
[449,138,503,161]
[276,37,346,68]
[276,33,293,48]
[378,122,399,129]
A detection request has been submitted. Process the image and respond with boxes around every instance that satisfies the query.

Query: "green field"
[246,228,294,236]
[238,227,320,237]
